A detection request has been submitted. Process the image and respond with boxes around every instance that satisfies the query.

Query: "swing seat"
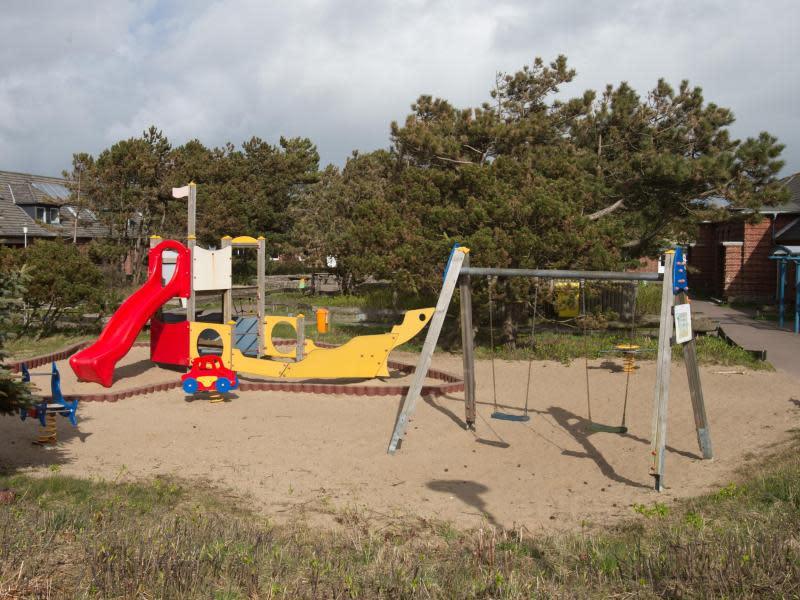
[588,422,628,434]
[491,412,531,422]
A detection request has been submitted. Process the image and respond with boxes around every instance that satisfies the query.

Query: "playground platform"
[692,300,800,379]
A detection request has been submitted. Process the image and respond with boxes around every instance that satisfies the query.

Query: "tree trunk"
[501,281,518,349]
[502,310,516,350]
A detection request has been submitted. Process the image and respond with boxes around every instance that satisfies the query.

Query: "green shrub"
[14,240,108,335]
[0,261,33,414]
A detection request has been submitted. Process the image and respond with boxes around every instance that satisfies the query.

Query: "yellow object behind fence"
[554,281,580,318]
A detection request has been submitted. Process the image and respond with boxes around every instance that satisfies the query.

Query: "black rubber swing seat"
[491,412,531,422]
[588,422,628,434]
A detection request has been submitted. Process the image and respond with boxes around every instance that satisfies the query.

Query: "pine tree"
[0,266,32,415]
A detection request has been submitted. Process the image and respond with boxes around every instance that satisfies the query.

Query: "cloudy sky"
[1,0,798,177]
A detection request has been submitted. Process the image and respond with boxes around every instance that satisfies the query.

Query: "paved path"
[692,300,800,379]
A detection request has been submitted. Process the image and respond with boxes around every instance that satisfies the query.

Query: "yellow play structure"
[188,309,433,380]
[141,183,437,383]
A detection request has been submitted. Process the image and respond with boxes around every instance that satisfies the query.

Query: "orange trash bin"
[316,308,330,334]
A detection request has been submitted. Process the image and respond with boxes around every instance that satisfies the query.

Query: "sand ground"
[2,345,799,531]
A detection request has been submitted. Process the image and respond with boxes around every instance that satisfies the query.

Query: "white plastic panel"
[161,249,178,287]
[192,245,232,291]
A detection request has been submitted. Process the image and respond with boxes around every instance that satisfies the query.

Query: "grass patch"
[4,321,768,374]
[635,281,662,316]
[265,288,429,311]
[474,330,772,370]
[692,335,773,371]
[475,330,658,363]
[4,330,152,361]
[4,333,95,360]
[1,436,799,598]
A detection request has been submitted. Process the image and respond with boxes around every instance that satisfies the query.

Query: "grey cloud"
[0,0,797,177]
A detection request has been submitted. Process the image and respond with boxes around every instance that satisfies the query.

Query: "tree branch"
[434,155,478,166]
[587,199,625,220]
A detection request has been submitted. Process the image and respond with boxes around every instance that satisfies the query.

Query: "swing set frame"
[387,247,713,491]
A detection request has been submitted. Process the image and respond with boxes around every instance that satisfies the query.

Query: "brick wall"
[734,216,797,301]
[722,243,745,297]
[687,216,800,302]
[734,218,774,299]
[630,256,660,273]
[687,223,717,294]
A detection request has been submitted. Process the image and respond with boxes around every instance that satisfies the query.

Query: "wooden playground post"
[296,314,305,361]
[459,252,477,429]
[650,251,675,491]
[186,182,197,323]
[221,236,233,324]
[257,237,266,358]
[680,305,713,460]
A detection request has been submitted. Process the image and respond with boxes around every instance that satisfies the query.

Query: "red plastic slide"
[69,240,191,387]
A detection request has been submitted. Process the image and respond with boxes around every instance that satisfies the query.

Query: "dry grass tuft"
[0,437,798,598]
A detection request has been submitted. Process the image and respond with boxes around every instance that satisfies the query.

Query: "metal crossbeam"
[460,267,662,282]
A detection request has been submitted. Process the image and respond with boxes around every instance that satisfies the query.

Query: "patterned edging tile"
[4,342,463,402]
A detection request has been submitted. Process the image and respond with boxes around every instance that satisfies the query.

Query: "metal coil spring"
[614,343,639,374]
[208,391,225,404]
[622,353,637,373]
[35,413,57,445]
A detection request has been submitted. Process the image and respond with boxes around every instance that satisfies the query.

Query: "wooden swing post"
[650,251,675,491]
[459,252,477,429]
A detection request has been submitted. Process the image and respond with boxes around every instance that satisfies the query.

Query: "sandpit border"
[6,342,463,402]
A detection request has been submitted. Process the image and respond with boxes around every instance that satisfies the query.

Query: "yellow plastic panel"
[189,322,233,365]
[281,333,397,378]
[226,307,434,380]
[389,308,434,347]
[231,349,286,378]
[263,316,301,358]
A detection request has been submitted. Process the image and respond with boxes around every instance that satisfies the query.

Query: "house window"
[33,206,60,224]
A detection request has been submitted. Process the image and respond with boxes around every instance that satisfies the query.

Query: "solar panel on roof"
[31,182,71,200]
[9,183,34,204]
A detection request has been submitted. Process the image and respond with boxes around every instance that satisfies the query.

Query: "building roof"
[0,169,109,242]
[775,216,800,244]
[694,172,800,215]
[758,172,800,214]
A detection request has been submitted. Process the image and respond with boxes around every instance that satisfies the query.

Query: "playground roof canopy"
[770,245,800,258]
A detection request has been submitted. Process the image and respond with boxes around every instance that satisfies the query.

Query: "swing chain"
[522,280,539,417]
[488,277,499,414]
